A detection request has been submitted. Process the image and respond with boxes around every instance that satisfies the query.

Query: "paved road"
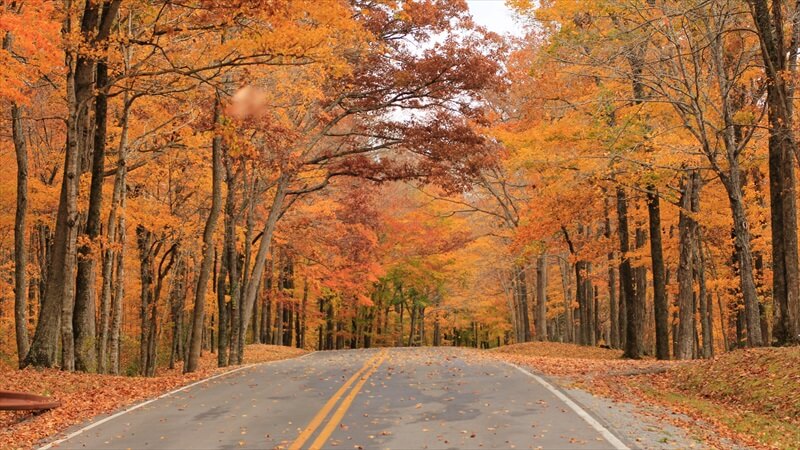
[42,348,630,450]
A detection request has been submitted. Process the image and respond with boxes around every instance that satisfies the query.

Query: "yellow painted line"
[309,351,388,450]
[288,352,382,450]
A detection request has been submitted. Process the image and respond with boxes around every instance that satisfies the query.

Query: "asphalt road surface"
[42,348,631,450]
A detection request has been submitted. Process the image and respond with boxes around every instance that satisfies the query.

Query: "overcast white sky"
[466,0,524,36]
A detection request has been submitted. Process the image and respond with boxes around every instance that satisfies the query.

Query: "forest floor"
[0,345,307,450]
[488,342,799,450]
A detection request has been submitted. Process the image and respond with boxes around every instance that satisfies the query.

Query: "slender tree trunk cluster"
[509,265,531,343]
[748,0,800,346]
[517,0,800,360]
[491,178,727,361]
[23,1,122,371]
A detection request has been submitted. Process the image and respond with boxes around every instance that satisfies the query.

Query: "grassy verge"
[0,345,307,450]
[633,347,800,450]
[638,383,800,449]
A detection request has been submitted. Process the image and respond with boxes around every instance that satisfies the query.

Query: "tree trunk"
[507,273,521,343]
[136,226,155,376]
[145,248,174,377]
[579,261,595,346]
[27,70,79,369]
[677,173,697,360]
[274,301,283,346]
[185,94,225,373]
[619,265,627,350]
[326,298,334,350]
[237,175,289,360]
[419,307,426,345]
[242,169,258,347]
[617,188,641,358]
[5,16,31,369]
[217,245,229,367]
[748,0,800,345]
[59,72,85,372]
[109,174,127,375]
[558,258,574,343]
[589,268,597,344]
[726,182,764,347]
[515,265,531,342]
[285,303,293,347]
[317,299,324,350]
[224,160,242,365]
[98,99,129,373]
[575,260,588,345]
[23,0,121,371]
[169,253,186,370]
[708,22,765,347]
[397,298,404,347]
[697,259,713,358]
[281,252,294,347]
[536,254,548,341]
[634,227,647,352]
[217,160,237,367]
[604,196,619,349]
[11,102,29,367]
[717,291,729,351]
[648,188,669,359]
[34,224,52,320]
[408,304,417,347]
[691,182,713,359]
[769,140,800,345]
[228,253,241,364]
[61,3,97,373]
[260,259,273,344]
[299,276,308,349]
[98,207,118,373]
[74,59,110,373]
[296,303,302,348]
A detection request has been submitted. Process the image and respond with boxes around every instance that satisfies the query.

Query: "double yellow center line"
[289,350,388,450]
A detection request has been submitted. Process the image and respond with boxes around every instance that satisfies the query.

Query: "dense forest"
[0,0,798,378]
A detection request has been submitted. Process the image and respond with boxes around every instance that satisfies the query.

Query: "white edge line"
[506,362,631,450]
[37,351,316,450]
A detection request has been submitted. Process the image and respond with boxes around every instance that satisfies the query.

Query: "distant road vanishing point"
[41,348,630,450]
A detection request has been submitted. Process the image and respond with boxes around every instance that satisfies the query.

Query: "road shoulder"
[486,343,753,449]
[1,345,307,450]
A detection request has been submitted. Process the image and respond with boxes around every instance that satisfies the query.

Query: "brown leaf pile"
[487,342,677,377]
[491,342,624,360]
[0,345,306,450]
[241,344,307,364]
[667,347,800,424]
[632,347,800,450]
